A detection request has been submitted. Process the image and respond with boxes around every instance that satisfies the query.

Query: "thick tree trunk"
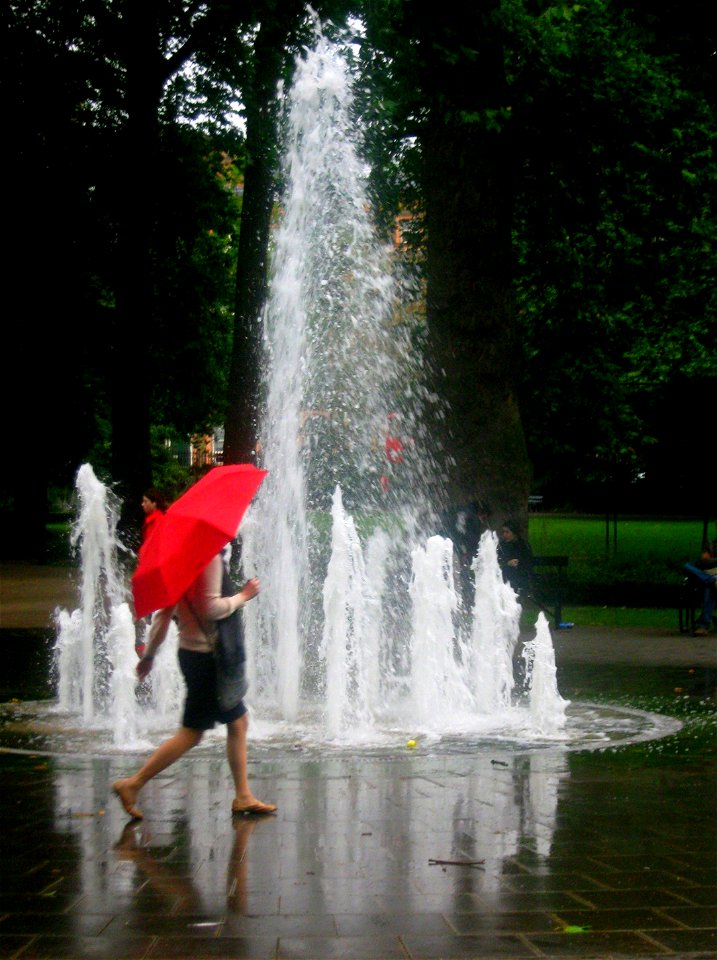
[420,5,531,534]
[222,142,274,464]
[110,1,161,531]
[223,8,304,464]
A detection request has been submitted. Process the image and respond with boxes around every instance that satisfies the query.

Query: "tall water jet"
[244,25,429,727]
[240,23,569,744]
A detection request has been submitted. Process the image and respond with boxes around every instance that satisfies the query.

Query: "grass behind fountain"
[37,512,709,633]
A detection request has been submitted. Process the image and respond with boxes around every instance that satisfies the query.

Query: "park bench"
[678,577,700,634]
[530,554,569,628]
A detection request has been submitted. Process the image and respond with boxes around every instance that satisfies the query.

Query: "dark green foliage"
[3,0,714,548]
[149,126,242,435]
[507,1,716,510]
[3,0,283,542]
[359,0,715,515]
[361,1,532,524]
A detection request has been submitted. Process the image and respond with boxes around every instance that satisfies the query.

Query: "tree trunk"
[420,3,531,533]
[223,8,304,464]
[222,138,274,463]
[110,0,162,531]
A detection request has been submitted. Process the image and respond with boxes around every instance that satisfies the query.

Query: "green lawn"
[521,604,679,630]
[524,515,711,613]
[528,515,707,565]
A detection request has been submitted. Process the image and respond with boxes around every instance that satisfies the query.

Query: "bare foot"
[231,795,277,816]
[112,779,143,820]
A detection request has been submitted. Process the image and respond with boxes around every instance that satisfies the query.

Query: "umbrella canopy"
[131,464,267,619]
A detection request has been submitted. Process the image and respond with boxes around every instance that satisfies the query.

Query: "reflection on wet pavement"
[1,718,715,959]
[1,625,715,958]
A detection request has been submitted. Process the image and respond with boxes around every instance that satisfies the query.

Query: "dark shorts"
[178,648,247,731]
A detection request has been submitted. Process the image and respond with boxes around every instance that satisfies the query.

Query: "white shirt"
[143,553,238,657]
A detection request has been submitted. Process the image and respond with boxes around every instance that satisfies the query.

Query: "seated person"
[497,519,533,597]
[686,527,717,637]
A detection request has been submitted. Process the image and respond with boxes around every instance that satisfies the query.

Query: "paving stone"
[0,597,715,959]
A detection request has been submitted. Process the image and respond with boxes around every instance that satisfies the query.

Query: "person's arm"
[137,605,175,678]
[198,554,260,622]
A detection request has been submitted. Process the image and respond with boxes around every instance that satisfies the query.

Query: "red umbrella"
[131,464,267,619]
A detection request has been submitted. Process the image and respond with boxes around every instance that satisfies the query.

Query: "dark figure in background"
[453,501,491,566]
[688,523,717,637]
[440,500,491,611]
[497,520,534,597]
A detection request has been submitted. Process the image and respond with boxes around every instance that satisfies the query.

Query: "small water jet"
[49,463,184,751]
[0,459,682,760]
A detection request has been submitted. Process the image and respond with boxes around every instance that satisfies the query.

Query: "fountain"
[239,25,571,748]
[0,26,682,758]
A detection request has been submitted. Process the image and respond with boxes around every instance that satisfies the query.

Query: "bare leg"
[226,713,277,815]
[113,726,203,819]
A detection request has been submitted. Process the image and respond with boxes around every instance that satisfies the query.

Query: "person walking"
[113,550,276,820]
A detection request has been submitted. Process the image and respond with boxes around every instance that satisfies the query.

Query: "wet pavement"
[1,566,716,959]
